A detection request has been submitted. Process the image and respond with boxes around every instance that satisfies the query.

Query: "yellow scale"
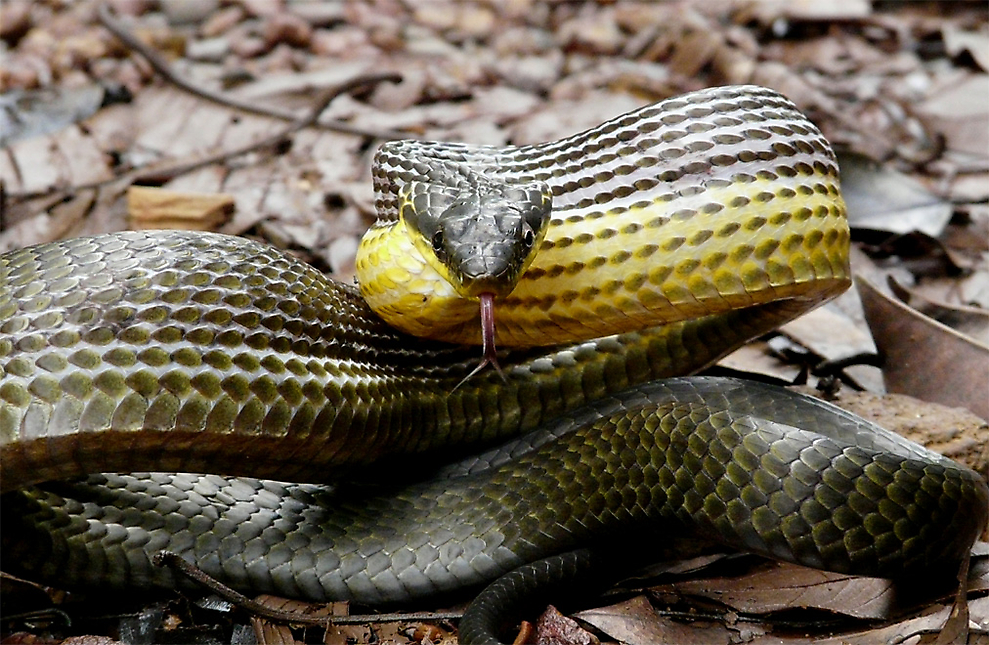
[357,143,849,348]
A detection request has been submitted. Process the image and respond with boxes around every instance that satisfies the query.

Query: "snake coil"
[1,86,986,645]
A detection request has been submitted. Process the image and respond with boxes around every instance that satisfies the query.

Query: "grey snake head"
[399,173,552,299]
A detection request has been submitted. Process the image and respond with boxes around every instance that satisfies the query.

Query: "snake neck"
[356,218,477,337]
[359,85,852,349]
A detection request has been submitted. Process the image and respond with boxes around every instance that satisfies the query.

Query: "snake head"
[400,179,552,299]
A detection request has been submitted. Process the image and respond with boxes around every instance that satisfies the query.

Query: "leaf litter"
[0,1,987,643]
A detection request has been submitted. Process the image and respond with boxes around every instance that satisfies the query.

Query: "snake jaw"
[455,292,506,389]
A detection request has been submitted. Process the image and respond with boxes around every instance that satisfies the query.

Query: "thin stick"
[153,552,462,626]
[3,71,401,204]
[96,4,410,141]
[132,70,402,185]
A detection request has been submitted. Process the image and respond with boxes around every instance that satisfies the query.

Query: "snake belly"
[0,85,987,642]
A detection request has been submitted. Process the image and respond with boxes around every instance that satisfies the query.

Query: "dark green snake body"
[1,231,986,644]
[2,87,988,645]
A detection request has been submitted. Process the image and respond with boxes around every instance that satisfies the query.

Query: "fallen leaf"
[888,274,989,345]
[915,73,989,160]
[127,186,235,230]
[0,84,109,146]
[814,596,989,645]
[577,595,735,645]
[857,273,989,421]
[717,340,804,384]
[737,0,872,24]
[659,563,895,620]
[61,637,126,645]
[838,151,953,237]
[535,605,599,645]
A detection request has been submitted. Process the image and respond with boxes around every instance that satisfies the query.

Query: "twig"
[2,71,402,204]
[132,70,403,185]
[153,552,462,626]
[0,608,73,628]
[96,4,410,141]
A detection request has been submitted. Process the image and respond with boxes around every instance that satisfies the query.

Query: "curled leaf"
[857,274,989,421]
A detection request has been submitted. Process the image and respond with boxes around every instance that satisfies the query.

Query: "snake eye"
[431,230,446,257]
[521,224,535,249]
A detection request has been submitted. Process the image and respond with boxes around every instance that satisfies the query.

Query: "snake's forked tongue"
[456,293,506,389]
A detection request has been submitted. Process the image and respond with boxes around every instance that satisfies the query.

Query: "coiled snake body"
[1,86,986,644]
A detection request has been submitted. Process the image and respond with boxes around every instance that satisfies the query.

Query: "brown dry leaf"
[961,264,989,310]
[576,595,737,645]
[61,637,126,645]
[127,185,234,230]
[780,301,882,387]
[658,562,895,620]
[397,621,456,645]
[717,340,804,384]
[534,605,599,645]
[3,124,103,196]
[509,89,643,145]
[857,274,989,421]
[251,616,298,645]
[915,73,989,160]
[229,64,372,109]
[838,151,953,236]
[814,596,989,645]
[324,622,376,645]
[666,22,722,80]
[1,76,380,255]
[248,595,359,645]
[82,101,139,163]
[889,275,989,345]
[580,553,988,644]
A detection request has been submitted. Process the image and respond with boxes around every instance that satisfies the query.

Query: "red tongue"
[455,293,506,389]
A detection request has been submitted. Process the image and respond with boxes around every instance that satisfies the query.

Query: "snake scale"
[1,86,987,644]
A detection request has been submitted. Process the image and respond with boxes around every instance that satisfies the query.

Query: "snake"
[1,85,986,645]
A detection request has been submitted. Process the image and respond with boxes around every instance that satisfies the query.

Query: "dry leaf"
[660,563,895,620]
[127,186,234,230]
[0,84,107,146]
[577,595,736,645]
[888,275,989,345]
[534,605,599,645]
[60,637,126,645]
[718,340,804,383]
[915,74,989,160]
[857,274,989,421]
[838,151,953,236]
[814,596,989,645]
[738,0,872,24]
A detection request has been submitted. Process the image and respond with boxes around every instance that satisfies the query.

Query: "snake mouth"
[455,267,518,299]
